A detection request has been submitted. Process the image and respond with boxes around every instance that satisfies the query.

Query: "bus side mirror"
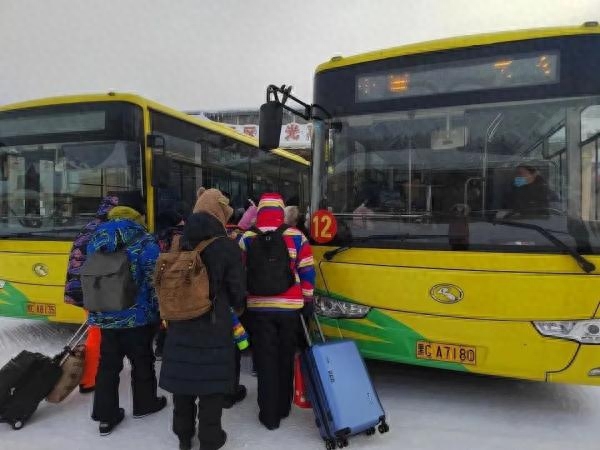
[259,101,283,150]
[147,134,166,150]
[147,134,171,188]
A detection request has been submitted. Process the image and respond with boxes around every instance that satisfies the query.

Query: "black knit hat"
[156,210,183,230]
[112,191,146,215]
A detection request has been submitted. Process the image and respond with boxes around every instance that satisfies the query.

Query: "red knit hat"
[256,193,285,228]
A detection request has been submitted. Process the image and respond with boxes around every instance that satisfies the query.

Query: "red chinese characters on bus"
[284,123,301,141]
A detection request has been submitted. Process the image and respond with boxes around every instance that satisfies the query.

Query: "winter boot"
[99,408,125,436]
[79,385,95,394]
[178,438,192,450]
[200,431,227,450]
[133,396,167,419]
[223,385,247,409]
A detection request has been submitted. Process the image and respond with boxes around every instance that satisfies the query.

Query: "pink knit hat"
[238,205,258,230]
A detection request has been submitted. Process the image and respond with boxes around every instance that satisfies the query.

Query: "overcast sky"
[1,0,598,111]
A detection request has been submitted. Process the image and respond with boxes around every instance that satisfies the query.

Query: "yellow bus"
[0,92,310,324]
[261,23,600,385]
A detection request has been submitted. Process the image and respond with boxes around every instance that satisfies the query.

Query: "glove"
[301,301,314,322]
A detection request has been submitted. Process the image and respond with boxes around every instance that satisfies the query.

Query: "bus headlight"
[533,320,600,344]
[315,295,371,319]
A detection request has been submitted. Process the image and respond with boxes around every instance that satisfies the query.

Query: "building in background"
[188,109,312,159]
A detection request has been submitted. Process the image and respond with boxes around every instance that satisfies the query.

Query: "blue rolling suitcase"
[300,316,389,449]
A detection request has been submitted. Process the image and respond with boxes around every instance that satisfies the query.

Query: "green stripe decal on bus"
[0,281,46,321]
[316,291,467,372]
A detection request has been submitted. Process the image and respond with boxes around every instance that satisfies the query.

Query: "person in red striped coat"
[239,193,315,430]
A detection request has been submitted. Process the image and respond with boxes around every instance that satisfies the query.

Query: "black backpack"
[246,225,296,296]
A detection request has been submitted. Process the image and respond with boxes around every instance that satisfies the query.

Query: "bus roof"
[316,23,600,73]
[0,92,309,166]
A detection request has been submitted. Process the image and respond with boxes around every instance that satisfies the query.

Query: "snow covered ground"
[1,317,600,450]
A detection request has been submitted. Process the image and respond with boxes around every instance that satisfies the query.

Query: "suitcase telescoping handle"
[300,313,325,347]
[65,322,88,348]
[58,323,89,366]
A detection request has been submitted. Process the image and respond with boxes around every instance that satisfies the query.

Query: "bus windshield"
[316,96,600,253]
[0,102,143,239]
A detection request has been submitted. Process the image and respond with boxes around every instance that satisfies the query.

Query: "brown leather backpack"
[153,235,219,321]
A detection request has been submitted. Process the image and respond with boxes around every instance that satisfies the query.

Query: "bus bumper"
[317,308,592,384]
[0,279,85,324]
[0,242,85,324]
[546,346,600,385]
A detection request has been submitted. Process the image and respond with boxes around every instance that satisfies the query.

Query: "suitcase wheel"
[325,439,336,450]
[12,420,24,430]
[378,422,390,434]
[366,427,376,436]
[336,438,348,448]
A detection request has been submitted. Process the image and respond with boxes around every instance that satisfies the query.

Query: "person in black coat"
[159,189,246,450]
[503,164,557,216]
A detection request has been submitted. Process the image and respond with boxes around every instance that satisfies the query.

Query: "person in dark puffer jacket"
[159,189,246,450]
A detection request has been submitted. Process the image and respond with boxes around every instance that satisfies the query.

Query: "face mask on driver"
[513,176,529,187]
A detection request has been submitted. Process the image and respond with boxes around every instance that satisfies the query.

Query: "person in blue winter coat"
[86,193,166,436]
[64,194,119,394]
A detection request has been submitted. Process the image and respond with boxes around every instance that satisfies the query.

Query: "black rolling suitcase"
[0,324,87,430]
[0,351,62,429]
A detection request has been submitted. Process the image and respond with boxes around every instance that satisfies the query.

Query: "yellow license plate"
[416,340,477,365]
[27,302,56,317]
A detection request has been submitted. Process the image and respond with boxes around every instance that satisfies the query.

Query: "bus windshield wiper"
[490,219,595,274]
[323,233,448,261]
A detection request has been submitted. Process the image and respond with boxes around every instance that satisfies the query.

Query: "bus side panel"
[315,251,600,321]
